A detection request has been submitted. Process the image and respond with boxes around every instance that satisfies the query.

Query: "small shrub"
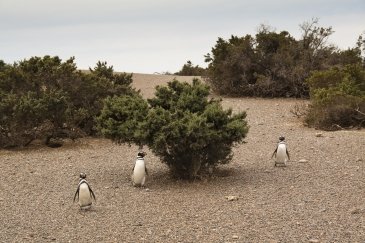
[290,101,309,118]
[305,65,365,130]
[175,61,206,76]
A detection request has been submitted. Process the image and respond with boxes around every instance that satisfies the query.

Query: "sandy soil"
[0,74,364,242]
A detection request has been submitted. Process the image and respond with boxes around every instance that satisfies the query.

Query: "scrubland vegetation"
[1,19,364,177]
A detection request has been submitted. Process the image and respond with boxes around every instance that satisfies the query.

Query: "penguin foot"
[274,162,287,167]
[79,205,92,210]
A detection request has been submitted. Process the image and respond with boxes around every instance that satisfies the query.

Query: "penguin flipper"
[286,150,290,161]
[271,148,278,159]
[73,187,80,203]
[89,186,96,201]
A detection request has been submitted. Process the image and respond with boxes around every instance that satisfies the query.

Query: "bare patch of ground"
[0,74,364,242]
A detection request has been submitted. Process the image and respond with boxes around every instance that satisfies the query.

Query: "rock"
[351,208,362,214]
[225,196,239,201]
[309,239,319,243]
[315,133,323,137]
[298,159,308,163]
[232,235,239,239]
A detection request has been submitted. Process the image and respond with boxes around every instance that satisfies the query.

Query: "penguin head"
[79,172,87,179]
[279,136,285,141]
[137,151,146,158]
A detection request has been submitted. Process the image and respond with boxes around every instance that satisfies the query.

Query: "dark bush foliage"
[204,19,363,98]
[0,56,136,148]
[305,64,365,130]
[97,93,149,145]
[97,79,249,179]
[175,61,206,76]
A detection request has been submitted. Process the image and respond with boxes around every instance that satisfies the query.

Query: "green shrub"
[97,79,249,178]
[175,61,206,76]
[97,93,149,145]
[204,20,363,98]
[0,56,137,148]
[305,64,365,130]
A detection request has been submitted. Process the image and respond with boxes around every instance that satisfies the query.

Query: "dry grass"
[0,74,364,242]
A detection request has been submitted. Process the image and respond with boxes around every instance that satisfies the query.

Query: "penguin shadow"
[143,166,237,189]
[75,206,98,214]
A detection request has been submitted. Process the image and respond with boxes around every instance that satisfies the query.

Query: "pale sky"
[1,0,364,74]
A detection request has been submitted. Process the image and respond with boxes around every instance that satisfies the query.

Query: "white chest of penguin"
[276,143,288,163]
[79,183,92,206]
[133,159,146,182]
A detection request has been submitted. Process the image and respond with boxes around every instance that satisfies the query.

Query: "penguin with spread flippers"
[132,151,148,187]
[271,136,290,167]
[73,173,96,209]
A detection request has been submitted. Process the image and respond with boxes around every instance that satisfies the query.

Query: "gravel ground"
[0,74,364,243]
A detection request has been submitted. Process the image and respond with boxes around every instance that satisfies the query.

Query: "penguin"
[132,151,148,187]
[271,136,290,167]
[73,173,96,209]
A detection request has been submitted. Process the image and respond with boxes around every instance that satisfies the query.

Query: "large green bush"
[204,19,363,97]
[97,79,249,178]
[0,56,136,148]
[305,64,365,130]
[96,93,149,145]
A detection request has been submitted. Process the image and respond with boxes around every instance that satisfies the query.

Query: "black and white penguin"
[132,151,148,187]
[271,136,290,166]
[73,173,96,209]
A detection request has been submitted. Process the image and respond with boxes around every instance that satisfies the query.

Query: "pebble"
[351,208,362,214]
[232,235,239,239]
[315,133,323,137]
[298,159,308,163]
[225,196,239,201]
[309,239,319,243]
